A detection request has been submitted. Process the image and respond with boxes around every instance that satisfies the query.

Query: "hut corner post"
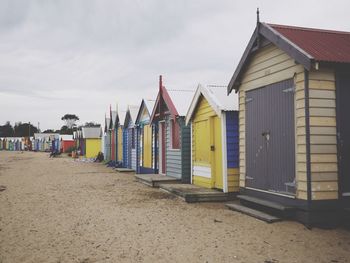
[304,69,312,221]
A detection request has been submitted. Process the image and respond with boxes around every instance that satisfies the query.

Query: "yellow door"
[118,127,123,161]
[211,116,223,189]
[194,120,210,165]
[143,124,152,168]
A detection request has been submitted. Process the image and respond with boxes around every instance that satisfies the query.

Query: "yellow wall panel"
[118,127,123,161]
[143,124,152,168]
[85,138,101,158]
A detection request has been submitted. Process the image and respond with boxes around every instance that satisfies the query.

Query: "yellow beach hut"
[82,126,102,158]
[186,84,239,193]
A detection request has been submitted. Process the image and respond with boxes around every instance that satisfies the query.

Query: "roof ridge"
[267,23,350,35]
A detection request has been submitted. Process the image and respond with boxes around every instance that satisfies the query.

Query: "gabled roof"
[82,127,101,139]
[109,110,117,129]
[124,105,139,127]
[186,84,238,125]
[167,89,195,116]
[228,22,350,94]
[135,99,156,125]
[104,117,110,133]
[117,110,126,127]
[150,75,195,122]
[270,23,350,64]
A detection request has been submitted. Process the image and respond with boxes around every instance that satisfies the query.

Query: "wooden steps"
[237,195,295,212]
[225,195,296,223]
[115,168,135,173]
[159,184,236,203]
[134,174,181,188]
[226,203,282,223]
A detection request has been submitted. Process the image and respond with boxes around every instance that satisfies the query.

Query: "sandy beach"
[0,151,349,263]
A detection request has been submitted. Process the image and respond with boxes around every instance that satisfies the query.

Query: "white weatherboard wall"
[165,116,182,179]
[193,165,211,178]
[131,148,136,170]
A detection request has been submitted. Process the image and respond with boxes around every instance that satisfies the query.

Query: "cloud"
[0,0,349,130]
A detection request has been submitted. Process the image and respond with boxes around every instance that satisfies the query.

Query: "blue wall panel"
[226,111,239,168]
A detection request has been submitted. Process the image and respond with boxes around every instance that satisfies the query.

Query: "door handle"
[210,145,215,151]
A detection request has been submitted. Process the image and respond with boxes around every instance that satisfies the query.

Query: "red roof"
[269,23,350,63]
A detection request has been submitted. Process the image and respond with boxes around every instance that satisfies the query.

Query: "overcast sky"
[0,0,349,130]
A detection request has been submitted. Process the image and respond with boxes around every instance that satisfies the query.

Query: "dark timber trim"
[227,22,314,94]
[304,70,312,205]
[154,123,158,174]
[335,68,342,201]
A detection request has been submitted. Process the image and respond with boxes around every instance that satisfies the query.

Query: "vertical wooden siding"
[238,43,304,192]
[122,129,128,167]
[85,139,101,158]
[226,111,240,192]
[180,117,191,183]
[117,127,123,162]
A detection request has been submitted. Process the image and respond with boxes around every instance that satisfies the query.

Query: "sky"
[0,0,349,131]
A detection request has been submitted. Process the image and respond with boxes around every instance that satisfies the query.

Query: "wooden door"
[245,79,296,195]
[143,124,152,168]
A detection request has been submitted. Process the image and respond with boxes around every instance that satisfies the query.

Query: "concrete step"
[237,195,295,212]
[226,203,282,223]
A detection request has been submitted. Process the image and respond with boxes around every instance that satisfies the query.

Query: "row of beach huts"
[98,21,350,226]
[0,134,75,153]
[1,20,349,226]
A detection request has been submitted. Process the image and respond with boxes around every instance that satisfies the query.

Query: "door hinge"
[245,97,253,104]
[282,87,295,93]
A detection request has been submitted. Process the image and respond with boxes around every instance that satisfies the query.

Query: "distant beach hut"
[135,99,155,174]
[150,76,194,182]
[123,105,139,170]
[59,135,74,153]
[103,115,111,161]
[82,126,102,158]
[186,84,239,193]
[110,109,118,163]
[117,110,126,166]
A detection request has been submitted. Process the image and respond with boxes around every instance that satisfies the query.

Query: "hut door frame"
[337,69,350,198]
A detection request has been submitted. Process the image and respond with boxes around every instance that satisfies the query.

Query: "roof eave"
[228,23,314,94]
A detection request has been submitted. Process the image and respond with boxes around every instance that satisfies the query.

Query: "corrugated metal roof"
[205,85,238,111]
[105,117,110,131]
[82,127,101,139]
[129,105,139,123]
[136,99,156,124]
[118,110,126,126]
[111,111,117,127]
[186,84,238,124]
[167,89,195,116]
[144,99,155,115]
[269,23,350,63]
